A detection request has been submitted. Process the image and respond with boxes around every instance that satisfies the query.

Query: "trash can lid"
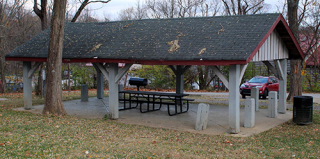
[293,96,313,99]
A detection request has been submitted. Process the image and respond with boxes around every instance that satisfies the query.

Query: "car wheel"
[242,94,246,99]
[262,89,268,99]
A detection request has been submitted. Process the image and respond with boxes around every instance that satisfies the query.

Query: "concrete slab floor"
[14,97,293,137]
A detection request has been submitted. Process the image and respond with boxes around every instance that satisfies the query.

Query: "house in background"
[301,33,320,88]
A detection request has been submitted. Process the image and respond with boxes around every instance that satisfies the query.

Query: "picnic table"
[119,90,194,116]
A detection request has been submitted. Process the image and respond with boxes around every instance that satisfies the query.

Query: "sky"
[91,0,282,20]
[27,0,282,21]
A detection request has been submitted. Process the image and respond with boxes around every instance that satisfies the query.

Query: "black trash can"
[293,96,313,124]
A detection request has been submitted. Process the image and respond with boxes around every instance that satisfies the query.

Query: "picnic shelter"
[6,13,304,134]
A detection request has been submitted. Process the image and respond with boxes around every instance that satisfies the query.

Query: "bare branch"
[87,0,111,4]
[33,0,42,17]
[71,0,111,22]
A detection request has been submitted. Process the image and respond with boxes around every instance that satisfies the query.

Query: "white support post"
[228,65,240,134]
[97,70,104,99]
[210,66,229,89]
[244,98,255,128]
[108,63,119,119]
[251,87,259,111]
[93,63,104,99]
[97,71,104,99]
[169,65,190,94]
[23,61,32,110]
[268,91,278,118]
[176,66,184,94]
[278,59,287,114]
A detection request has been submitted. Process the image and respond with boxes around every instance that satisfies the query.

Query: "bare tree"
[43,0,68,115]
[34,0,48,30]
[70,0,111,22]
[221,0,267,15]
[75,7,99,22]
[145,0,179,18]
[286,0,304,100]
[0,0,31,93]
[298,0,320,91]
[118,7,136,20]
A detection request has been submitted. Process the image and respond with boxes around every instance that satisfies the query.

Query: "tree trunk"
[286,0,302,100]
[42,0,67,115]
[34,0,48,96]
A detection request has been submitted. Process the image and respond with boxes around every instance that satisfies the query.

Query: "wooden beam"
[169,65,191,75]
[169,65,177,74]
[115,64,133,83]
[274,60,284,80]
[262,61,279,78]
[239,64,248,82]
[210,66,229,89]
[92,63,100,72]
[28,62,42,78]
[94,63,109,81]
[181,65,191,74]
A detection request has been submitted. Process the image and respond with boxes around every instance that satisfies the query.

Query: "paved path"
[186,92,320,111]
[16,97,292,137]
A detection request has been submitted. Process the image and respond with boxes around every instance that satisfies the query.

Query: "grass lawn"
[0,91,319,158]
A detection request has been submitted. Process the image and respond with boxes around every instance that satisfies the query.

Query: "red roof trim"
[247,14,305,63]
[5,57,247,66]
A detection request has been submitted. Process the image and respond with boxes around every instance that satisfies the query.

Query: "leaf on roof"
[88,44,102,53]
[218,23,225,35]
[123,23,133,28]
[198,48,207,55]
[167,40,180,53]
[176,32,184,38]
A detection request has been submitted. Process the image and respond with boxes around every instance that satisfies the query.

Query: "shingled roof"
[6,13,303,65]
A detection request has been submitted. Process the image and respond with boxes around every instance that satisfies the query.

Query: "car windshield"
[248,77,268,83]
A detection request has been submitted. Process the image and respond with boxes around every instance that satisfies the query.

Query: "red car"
[240,76,279,99]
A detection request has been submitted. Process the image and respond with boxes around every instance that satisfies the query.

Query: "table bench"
[119,90,194,116]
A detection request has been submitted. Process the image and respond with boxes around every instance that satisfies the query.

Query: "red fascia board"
[6,57,247,66]
[246,14,305,63]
